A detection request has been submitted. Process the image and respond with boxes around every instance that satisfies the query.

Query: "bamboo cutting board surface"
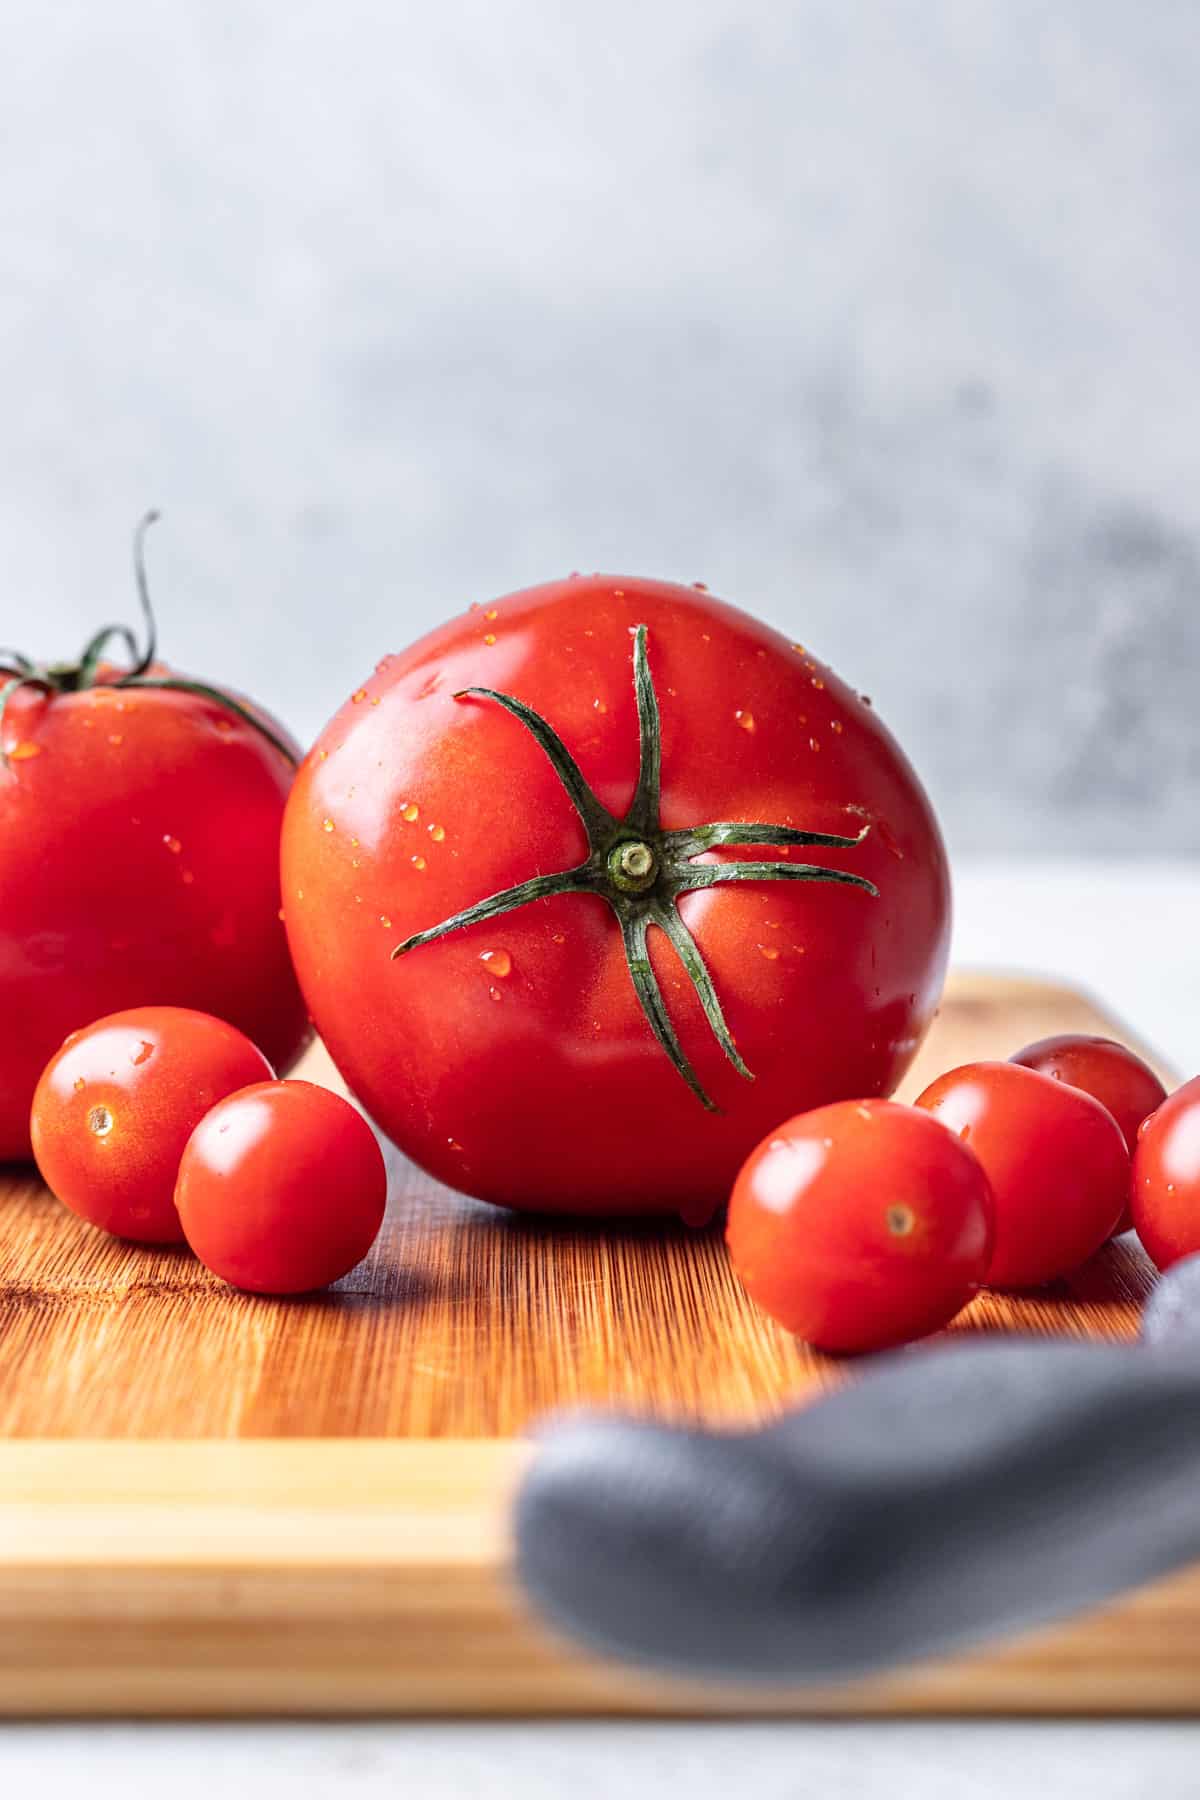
[0,970,1188,1715]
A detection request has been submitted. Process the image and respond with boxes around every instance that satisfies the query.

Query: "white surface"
[5,2,1200,854]
[4,856,1199,1794]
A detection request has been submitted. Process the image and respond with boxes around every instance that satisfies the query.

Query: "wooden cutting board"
[0,970,1189,1715]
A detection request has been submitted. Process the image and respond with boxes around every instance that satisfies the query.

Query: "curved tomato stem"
[0,513,297,769]
[391,624,878,1110]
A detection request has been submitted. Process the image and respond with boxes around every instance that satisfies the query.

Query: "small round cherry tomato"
[1011,1033,1166,1234]
[915,1061,1128,1289]
[726,1099,994,1355]
[175,1080,387,1294]
[1131,1074,1200,1272]
[29,1006,273,1243]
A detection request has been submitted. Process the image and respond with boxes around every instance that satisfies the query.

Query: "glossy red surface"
[175,1079,387,1294]
[281,576,951,1219]
[30,1005,273,1242]
[726,1098,994,1354]
[0,674,310,1160]
[1132,1073,1200,1271]
[916,1060,1129,1289]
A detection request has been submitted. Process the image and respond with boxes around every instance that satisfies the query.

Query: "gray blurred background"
[3,0,1198,858]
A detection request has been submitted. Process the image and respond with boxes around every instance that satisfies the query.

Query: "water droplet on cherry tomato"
[181,870,194,884]
[736,710,755,733]
[370,696,381,707]
[322,818,335,832]
[429,824,445,842]
[489,986,503,1003]
[379,915,392,928]
[480,949,512,977]
[792,642,806,655]
[352,688,367,703]
[412,855,427,870]
[811,676,825,690]
[277,908,286,922]
[552,932,565,944]
[402,803,419,822]
[317,748,328,761]
[831,719,844,734]
[9,741,41,761]
[483,633,497,646]
[73,1077,85,1093]
[485,609,499,620]
[163,835,182,854]
[809,737,821,752]
[108,733,124,747]
[447,1138,464,1152]
[594,699,607,713]
[757,944,780,960]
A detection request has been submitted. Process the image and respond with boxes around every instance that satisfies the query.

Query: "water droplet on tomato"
[489,985,503,1003]
[277,908,286,922]
[429,824,445,842]
[792,642,806,655]
[412,854,427,870]
[352,688,367,703]
[163,835,182,854]
[480,948,512,977]
[811,676,825,690]
[1168,1183,1177,1195]
[108,733,124,747]
[831,719,844,734]
[181,869,194,884]
[447,1137,464,1152]
[757,944,780,961]
[877,819,906,861]
[485,608,499,620]
[483,633,497,646]
[88,1104,114,1138]
[73,1077,85,1093]
[700,632,711,643]
[9,740,41,761]
[593,698,607,713]
[351,857,361,869]
[322,818,335,832]
[736,710,755,733]
[378,914,394,930]
[402,803,419,822]
[809,737,821,753]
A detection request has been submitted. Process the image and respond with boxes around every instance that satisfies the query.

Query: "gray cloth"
[515,1339,1200,1684]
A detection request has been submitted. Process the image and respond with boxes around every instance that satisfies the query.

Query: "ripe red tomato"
[1131,1074,1200,1272]
[175,1080,387,1293]
[915,1061,1129,1288]
[30,1006,273,1243]
[726,1099,994,1354]
[1010,1034,1167,1235]
[282,577,950,1219]
[0,525,310,1160]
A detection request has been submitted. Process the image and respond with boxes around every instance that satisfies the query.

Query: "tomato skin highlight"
[175,1080,387,1294]
[1010,1033,1166,1235]
[281,576,950,1219]
[30,1007,273,1243]
[1131,1074,1200,1272]
[726,1099,994,1355]
[915,1061,1129,1289]
[0,677,311,1161]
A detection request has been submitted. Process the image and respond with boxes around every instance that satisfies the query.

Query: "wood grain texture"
[0,970,1188,1718]
[4,1439,1200,1717]
[0,972,1164,1439]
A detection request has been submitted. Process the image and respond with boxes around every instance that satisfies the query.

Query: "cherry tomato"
[1131,1074,1200,1272]
[0,524,310,1161]
[282,577,950,1220]
[915,1061,1128,1289]
[175,1080,387,1294]
[726,1099,994,1354]
[30,1007,273,1243]
[1011,1033,1166,1235]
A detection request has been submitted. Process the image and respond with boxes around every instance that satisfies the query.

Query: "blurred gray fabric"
[516,1340,1200,1684]
[3,2,1199,854]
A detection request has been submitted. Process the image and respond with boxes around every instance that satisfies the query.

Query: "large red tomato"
[282,576,950,1219]
[0,519,310,1160]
